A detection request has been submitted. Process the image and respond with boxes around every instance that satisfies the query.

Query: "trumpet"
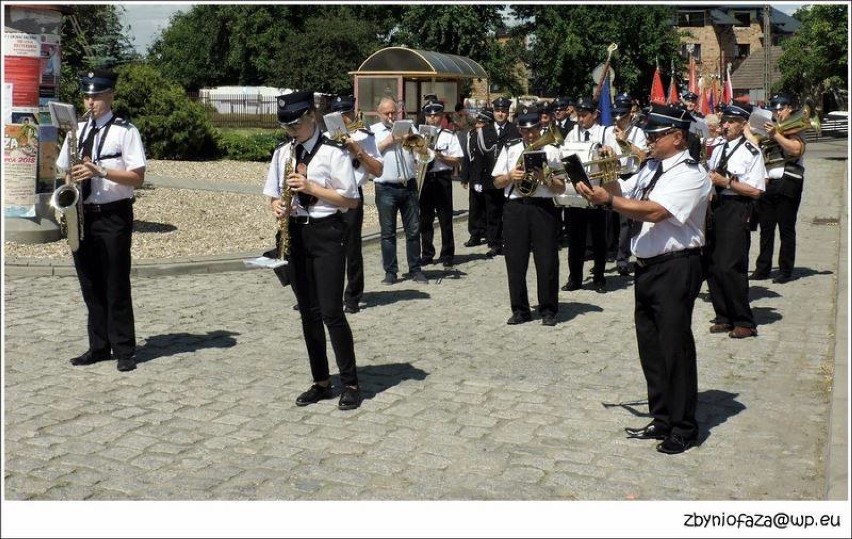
[561,141,640,185]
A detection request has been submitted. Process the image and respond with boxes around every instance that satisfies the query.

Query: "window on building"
[677,10,705,27]
[680,43,702,61]
[737,44,751,58]
[733,11,751,27]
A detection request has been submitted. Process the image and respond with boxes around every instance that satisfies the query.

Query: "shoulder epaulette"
[744,141,760,155]
[274,140,289,150]
[113,117,131,127]
[684,158,699,166]
[441,128,455,135]
[357,128,374,136]
[507,137,523,146]
[322,137,346,148]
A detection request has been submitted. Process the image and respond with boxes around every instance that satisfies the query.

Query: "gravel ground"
[4,160,379,262]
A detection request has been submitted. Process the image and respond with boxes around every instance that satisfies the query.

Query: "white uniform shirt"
[707,135,766,194]
[765,137,805,180]
[491,140,564,199]
[564,122,621,153]
[263,127,357,218]
[56,110,147,204]
[625,125,648,152]
[323,128,382,188]
[621,150,712,259]
[371,121,420,184]
[429,129,463,173]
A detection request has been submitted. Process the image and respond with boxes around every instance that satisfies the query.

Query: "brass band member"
[492,106,566,326]
[706,104,766,339]
[56,69,147,373]
[577,104,712,454]
[561,96,621,293]
[263,90,362,410]
[749,94,805,284]
[419,100,463,267]
[612,93,648,276]
[327,95,384,313]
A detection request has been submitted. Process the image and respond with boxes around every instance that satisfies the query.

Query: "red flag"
[688,56,697,94]
[667,74,678,105]
[701,88,711,115]
[650,66,665,105]
[723,64,733,105]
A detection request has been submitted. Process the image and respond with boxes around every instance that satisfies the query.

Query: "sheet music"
[48,102,77,130]
[323,112,347,140]
[391,120,414,138]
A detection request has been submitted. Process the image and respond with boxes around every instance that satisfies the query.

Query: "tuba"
[50,107,92,252]
[405,124,438,194]
[514,124,563,197]
[757,102,821,167]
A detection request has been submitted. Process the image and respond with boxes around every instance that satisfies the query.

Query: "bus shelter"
[350,47,488,123]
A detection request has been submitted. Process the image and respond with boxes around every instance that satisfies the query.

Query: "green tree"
[775,5,848,108]
[510,4,682,101]
[57,4,136,105]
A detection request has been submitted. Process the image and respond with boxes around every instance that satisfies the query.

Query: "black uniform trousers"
[342,187,364,308]
[567,206,607,283]
[419,169,455,261]
[755,179,803,277]
[503,197,560,318]
[706,196,756,329]
[634,250,703,440]
[287,213,357,387]
[467,183,486,240]
[483,188,505,249]
[72,199,136,359]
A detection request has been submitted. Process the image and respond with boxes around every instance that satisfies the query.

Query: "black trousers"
[567,206,607,283]
[287,213,357,387]
[419,170,455,261]
[616,213,633,268]
[342,187,364,307]
[73,200,136,358]
[467,183,486,239]
[503,198,560,318]
[755,184,802,277]
[634,251,703,440]
[483,188,505,249]
[706,197,756,329]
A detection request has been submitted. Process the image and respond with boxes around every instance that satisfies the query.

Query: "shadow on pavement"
[134,220,177,233]
[749,285,782,301]
[354,361,429,400]
[696,389,746,444]
[753,305,782,326]
[556,301,604,323]
[362,289,431,308]
[135,330,239,364]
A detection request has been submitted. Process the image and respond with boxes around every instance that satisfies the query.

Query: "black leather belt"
[83,198,133,214]
[426,170,452,177]
[718,195,752,204]
[635,247,701,268]
[290,212,341,225]
[377,179,415,188]
[507,197,554,206]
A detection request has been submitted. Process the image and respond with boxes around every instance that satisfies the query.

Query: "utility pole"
[763,5,772,103]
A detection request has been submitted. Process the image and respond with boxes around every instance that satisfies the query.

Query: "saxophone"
[50,107,92,252]
[276,143,296,260]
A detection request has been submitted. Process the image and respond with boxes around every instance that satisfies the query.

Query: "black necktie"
[714,141,731,195]
[80,123,98,199]
[295,143,316,208]
[629,164,665,238]
[584,130,590,142]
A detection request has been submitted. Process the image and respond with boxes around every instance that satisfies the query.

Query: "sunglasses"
[646,129,676,142]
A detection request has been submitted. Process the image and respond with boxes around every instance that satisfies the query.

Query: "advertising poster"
[3,123,40,216]
[4,56,42,106]
[40,34,61,92]
[38,124,59,193]
[5,7,62,35]
[3,31,41,58]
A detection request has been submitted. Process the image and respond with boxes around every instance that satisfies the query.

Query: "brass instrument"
[276,144,296,261]
[50,107,92,252]
[554,141,640,209]
[404,125,438,194]
[514,124,562,197]
[757,102,821,167]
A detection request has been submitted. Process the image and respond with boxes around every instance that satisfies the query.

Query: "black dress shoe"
[593,279,607,293]
[338,386,361,410]
[70,350,110,366]
[506,312,532,325]
[295,384,333,406]
[419,256,435,266]
[772,274,793,284]
[541,315,557,326]
[625,422,670,440]
[116,357,136,372]
[441,257,455,268]
[616,265,631,276]
[485,247,502,258]
[343,303,360,314]
[464,237,483,247]
[656,433,696,454]
[561,280,581,292]
[750,271,770,280]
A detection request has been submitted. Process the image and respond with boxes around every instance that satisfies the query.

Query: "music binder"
[561,153,593,189]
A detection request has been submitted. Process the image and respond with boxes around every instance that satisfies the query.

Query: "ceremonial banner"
[650,66,665,105]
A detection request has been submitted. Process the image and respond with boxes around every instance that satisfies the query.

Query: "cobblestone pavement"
[3,140,847,510]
